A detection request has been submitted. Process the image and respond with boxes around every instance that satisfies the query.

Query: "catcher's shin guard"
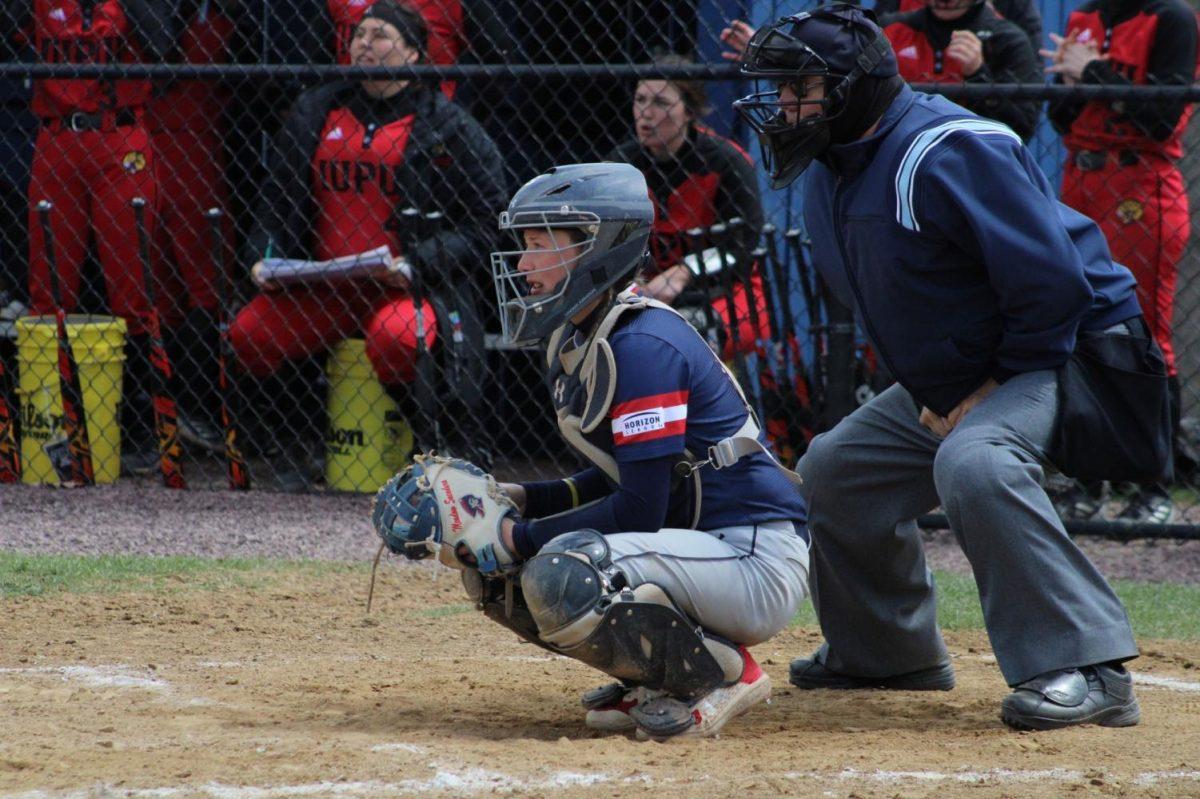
[460,569,560,656]
[520,530,745,699]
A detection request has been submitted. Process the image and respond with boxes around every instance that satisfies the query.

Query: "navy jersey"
[608,307,806,530]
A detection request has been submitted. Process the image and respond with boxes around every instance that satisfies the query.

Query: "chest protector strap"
[546,289,802,518]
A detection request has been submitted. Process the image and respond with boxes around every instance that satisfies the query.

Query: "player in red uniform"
[10,0,178,471]
[1045,0,1198,523]
[876,0,1042,49]
[146,0,237,456]
[326,0,463,96]
[606,56,768,359]
[230,0,505,489]
[882,0,1042,140]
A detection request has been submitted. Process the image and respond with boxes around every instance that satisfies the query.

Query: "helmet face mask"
[734,4,896,187]
[490,211,599,347]
[490,163,654,347]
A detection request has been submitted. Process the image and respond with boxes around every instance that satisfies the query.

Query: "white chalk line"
[953,657,1200,694]
[1133,673,1200,693]
[0,665,170,692]
[369,743,427,754]
[5,766,1200,798]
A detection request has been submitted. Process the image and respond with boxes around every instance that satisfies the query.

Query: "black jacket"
[246,81,507,299]
[607,127,763,273]
[876,0,1042,51]
[885,3,1043,140]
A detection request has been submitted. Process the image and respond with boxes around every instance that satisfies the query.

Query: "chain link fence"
[0,0,1197,538]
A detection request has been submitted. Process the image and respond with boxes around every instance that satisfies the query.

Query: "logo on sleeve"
[618,410,666,437]
[610,391,688,445]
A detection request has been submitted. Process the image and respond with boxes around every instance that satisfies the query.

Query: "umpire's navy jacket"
[804,85,1140,417]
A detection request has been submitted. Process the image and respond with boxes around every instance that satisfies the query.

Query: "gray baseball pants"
[798,370,1138,686]
[607,520,810,646]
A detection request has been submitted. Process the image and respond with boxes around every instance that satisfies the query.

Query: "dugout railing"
[0,47,1198,539]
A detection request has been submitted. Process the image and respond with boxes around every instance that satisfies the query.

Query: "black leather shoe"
[1001,664,1140,731]
[789,653,956,691]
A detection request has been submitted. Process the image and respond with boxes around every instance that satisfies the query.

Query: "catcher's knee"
[520,529,744,698]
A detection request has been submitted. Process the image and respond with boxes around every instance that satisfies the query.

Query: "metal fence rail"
[2,3,1198,540]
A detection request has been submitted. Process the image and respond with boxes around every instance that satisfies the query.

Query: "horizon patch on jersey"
[326,126,345,141]
[49,7,67,21]
[897,45,918,59]
[122,151,146,174]
[611,391,688,446]
[1116,199,1144,224]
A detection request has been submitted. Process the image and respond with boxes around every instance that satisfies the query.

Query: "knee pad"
[461,569,558,656]
[520,529,743,699]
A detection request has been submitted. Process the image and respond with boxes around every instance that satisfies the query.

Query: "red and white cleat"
[582,683,663,731]
[632,647,772,740]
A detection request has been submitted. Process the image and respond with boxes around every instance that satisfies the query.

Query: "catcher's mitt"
[372,453,519,574]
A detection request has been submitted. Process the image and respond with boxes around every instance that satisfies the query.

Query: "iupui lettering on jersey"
[311,108,415,259]
[32,0,150,115]
[611,391,688,446]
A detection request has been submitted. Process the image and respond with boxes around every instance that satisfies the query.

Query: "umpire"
[736,5,1149,731]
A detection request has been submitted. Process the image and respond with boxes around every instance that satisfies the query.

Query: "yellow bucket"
[16,315,127,485]
[325,338,413,492]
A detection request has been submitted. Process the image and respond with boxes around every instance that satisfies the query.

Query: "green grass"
[3,553,1198,641]
[0,552,362,598]
[791,570,1200,641]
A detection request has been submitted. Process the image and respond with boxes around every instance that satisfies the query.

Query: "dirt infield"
[2,562,1199,799]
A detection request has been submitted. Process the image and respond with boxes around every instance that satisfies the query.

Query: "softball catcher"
[373,163,810,740]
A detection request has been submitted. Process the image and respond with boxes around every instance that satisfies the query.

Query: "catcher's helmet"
[490,162,653,347]
[733,4,900,188]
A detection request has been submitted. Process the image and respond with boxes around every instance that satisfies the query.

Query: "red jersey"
[311,107,416,260]
[886,22,969,83]
[147,3,234,132]
[1061,6,1199,157]
[31,0,151,116]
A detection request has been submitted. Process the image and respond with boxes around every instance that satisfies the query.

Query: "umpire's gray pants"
[799,370,1138,686]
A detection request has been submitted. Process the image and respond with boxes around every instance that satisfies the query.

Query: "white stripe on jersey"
[894,118,1022,233]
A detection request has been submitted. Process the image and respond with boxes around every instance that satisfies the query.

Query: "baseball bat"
[783,227,828,409]
[402,207,442,453]
[762,224,820,416]
[686,226,722,353]
[132,197,185,489]
[0,343,18,482]
[36,200,93,487]
[709,222,754,395]
[724,218,769,424]
[423,211,462,390]
[205,206,251,490]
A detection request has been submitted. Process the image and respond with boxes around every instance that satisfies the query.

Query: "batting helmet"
[490,162,653,347]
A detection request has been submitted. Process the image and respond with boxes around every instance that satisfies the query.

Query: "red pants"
[28,120,158,336]
[229,282,437,385]
[151,126,229,324]
[1061,155,1189,376]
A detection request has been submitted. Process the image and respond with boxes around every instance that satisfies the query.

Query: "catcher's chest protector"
[544,290,661,481]
[545,291,707,523]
